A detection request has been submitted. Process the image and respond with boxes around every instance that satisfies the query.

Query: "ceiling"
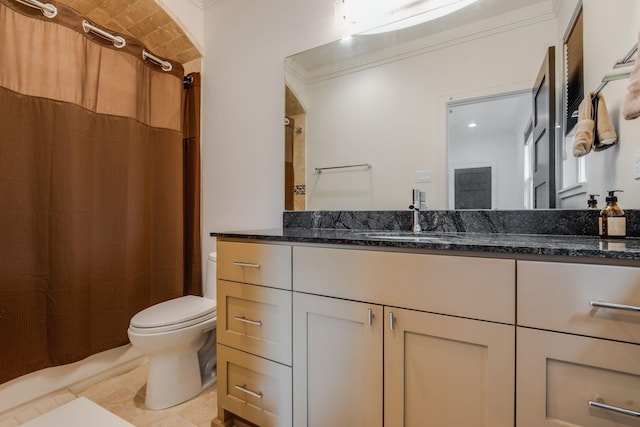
[448,92,533,142]
[55,0,201,66]
[288,0,551,77]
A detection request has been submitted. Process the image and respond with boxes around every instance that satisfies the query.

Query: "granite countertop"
[211,227,640,261]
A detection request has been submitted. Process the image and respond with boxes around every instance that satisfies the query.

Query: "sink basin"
[359,231,451,243]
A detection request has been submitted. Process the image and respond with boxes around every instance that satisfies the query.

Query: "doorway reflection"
[285,86,307,210]
[447,91,533,209]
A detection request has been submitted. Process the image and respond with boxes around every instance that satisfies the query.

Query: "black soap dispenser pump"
[599,190,626,238]
[587,194,600,209]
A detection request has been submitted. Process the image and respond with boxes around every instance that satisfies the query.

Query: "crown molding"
[188,0,218,10]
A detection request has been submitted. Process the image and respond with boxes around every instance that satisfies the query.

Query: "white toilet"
[127,252,218,409]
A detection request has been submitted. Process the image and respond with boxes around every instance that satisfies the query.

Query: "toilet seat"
[129,295,216,334]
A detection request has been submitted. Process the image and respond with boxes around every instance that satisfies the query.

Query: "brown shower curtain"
[0,1,197,384]
[183,73,202,297]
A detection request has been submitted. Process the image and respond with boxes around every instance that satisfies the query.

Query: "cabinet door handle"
[389,312,395,331]
[234,316,263,326]
[235,384,263,399]
[233,261,261,268]
[588,400,640,417]
[368,309,375,326]
[590,301,640,312]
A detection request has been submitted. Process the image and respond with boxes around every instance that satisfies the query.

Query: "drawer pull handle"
[234,316,263,326]
[233,261,261,268]
[235,384,263,399]
[590,301,640,312]
[368,309,375,326]
[389,312,395,331]
[588,400,640,418]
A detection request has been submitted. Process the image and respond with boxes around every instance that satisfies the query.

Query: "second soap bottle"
[599,190,626,238]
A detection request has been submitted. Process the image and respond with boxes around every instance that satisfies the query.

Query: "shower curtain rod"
[12,1,174,72]
[13,0,56,17]
[142,49,173,72]
[82,20,126,49]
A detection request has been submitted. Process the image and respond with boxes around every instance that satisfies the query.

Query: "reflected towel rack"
[315,163,372,173]
[592,43,637,98]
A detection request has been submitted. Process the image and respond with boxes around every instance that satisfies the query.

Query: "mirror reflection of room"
[285,86,307,211]
[285,0,640,211]
[447,91,533,210]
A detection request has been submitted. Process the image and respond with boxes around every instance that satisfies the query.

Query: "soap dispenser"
[599,190,626,238]
[587,194,600,209]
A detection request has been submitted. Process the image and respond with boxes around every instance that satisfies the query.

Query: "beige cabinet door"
[517,327,640,426]
[385,307,515,427]
[293,293,383,427]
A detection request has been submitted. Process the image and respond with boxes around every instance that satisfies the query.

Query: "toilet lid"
[130,295,216,330]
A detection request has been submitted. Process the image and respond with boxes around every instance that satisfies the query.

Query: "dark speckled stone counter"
[211,210,640,262]
[211,228,640,262]
[283,210,640,237]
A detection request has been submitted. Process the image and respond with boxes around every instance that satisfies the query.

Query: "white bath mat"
[21,397,134,427]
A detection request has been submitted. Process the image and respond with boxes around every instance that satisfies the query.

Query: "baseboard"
[0,344,145,417]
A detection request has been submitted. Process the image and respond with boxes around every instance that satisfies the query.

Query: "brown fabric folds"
[0,2,186,384]
[182,73,202,296]
[0,1,183,131]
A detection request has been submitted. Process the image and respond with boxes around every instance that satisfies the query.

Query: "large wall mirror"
[285,0,640,210]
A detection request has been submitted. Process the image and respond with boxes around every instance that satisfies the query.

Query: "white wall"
[580,0,640,209]
[201,0,344,258]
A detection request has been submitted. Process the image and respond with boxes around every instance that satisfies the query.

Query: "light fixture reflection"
[341,0,480,35]
[468,122,477,128]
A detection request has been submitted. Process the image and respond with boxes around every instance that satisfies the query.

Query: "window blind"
[565,9,584,134]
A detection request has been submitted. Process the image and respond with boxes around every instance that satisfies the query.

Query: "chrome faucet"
[409,189,422,233]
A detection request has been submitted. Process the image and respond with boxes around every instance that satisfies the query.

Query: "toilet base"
[145,350,216,409]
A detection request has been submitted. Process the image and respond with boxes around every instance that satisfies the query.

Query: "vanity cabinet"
[214,238,640,427]
[292,246,516,427]
[215,241,293,427]
[516,261,640,426]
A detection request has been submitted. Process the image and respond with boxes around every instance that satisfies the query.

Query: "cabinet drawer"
[218,280,292,365]
[218,345,292,427]
[217,241,291,290]
[293,246,515,324]
[518,261,640,344]
[517,327,640,426]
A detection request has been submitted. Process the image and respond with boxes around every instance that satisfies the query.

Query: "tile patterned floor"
[0,362,217,427]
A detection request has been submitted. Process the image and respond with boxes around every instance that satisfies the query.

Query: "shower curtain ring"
[14,0,57,18]
[82,20,127,49]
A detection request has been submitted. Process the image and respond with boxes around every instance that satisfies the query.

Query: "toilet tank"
[204,252,217,301]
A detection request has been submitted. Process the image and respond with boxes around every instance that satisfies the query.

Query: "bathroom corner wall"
[581,0,640,208]
[200,0,343,259]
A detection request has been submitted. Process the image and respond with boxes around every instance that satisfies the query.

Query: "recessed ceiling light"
[468,122,477,128]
